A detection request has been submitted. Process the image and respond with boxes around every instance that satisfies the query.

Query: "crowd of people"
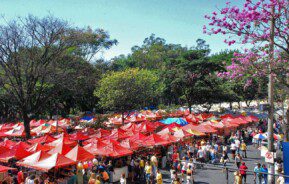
[0,117,286,184]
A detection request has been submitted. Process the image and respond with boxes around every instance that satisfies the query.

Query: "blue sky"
[0,0,242,59]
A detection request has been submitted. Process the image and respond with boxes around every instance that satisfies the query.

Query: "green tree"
[161,40,226,112]
[0,15,116,138]
[95,68,161,124]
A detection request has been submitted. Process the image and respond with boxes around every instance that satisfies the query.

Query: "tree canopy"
[95,68,161,123]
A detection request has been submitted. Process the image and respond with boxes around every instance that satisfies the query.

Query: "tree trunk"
[229,102,232,110]
[121,111,125,125]
[238,102,241,109]
[22,111,31,139]
[245,101,251,107]
[189,103,192,114]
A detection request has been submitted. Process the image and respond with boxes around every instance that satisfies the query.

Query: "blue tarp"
[80,116,94,121]
[282,142,289,183]
[160,118,188,126]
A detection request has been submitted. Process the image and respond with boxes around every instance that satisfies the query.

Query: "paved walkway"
[161,144,265,184]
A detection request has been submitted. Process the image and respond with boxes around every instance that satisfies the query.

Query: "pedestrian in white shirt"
[230,142,237,159]
[235,139,241,153]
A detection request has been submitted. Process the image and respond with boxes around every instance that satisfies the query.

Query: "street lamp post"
[267,5,275,184]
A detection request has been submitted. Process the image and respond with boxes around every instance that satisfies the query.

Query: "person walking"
[234,170,242,184]
[254,163,262,184]
[221,151,229,167]
[88,173,96,184]
[120,173,127,184]
[156,169,163,184]
[235,153,242,168]
[235,139,241,154]
[17,170,24,184]
[230,141,237,159]
[76,169,83,184]
[186,165,194,184]
[239,162,248,184]
[240,140,247,158]
[107,160,114,183]
[145,161,152,184]
[260,164,268,184]
[95,175,101,184]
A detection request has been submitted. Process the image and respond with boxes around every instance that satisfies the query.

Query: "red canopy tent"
[157,127,176,135]
[83,140,108,155]
[81,128,97,135]
[159,134,179,143]
[0,142,33,162]
[243,115,259,123]
[165,122,182,129]
[185,114,199,124]
[30,153,76,172]
[65,145,95,162]
[47,137,77,147]
[141,134,170,147]
[90,129,111,139]
[128,132,147,144]
[0,123,14,131]
[17,151,51,167]
[120,139,140,151]
[221,118,240,127]
[220,114,235,119]
[48,142,73,155]
[30,119,46,127]
[0,165,16,172]
[0,139,18,149]
[69,132,89,141]
[135,122,157,133]
[106,129,129,140]
[231,118,249,125]
[182,124,197,131]
[4,125,33,137]
[28,135,56,144]
[173,129,193,138]
[120,123,139,134]
[190,124,218,133]
[203,121,225,129]
[102,138,121,145]
[27,143,53,152]
[96,143,133,158]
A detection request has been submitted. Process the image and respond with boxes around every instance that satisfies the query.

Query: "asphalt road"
[161,144,266,184]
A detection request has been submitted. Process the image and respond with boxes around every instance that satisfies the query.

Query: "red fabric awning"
[141,134,170,147]
[48,141,73,155]
[0,142,33,162]
[69,132,89,141]
[0,165,16,172]
[128,132,147,144]
[30,153,76,171]
[106,129,129,140]
[159,134,179,143]
[27,143,53,152]
[0,139,18,149]
[120,139,140,151]
[65,145,95,162]
[190,124,218,133]
[47,137,77,147]
[17,151,51,167]
[173,129,192,138]
[96,143,133,158]
[89,129,111,139]
[28,135,56,144]
[83,140,108,155]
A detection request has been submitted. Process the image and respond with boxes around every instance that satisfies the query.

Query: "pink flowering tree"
[204,0,289,91]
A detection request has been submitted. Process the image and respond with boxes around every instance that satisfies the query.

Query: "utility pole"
[267,4,275,184]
